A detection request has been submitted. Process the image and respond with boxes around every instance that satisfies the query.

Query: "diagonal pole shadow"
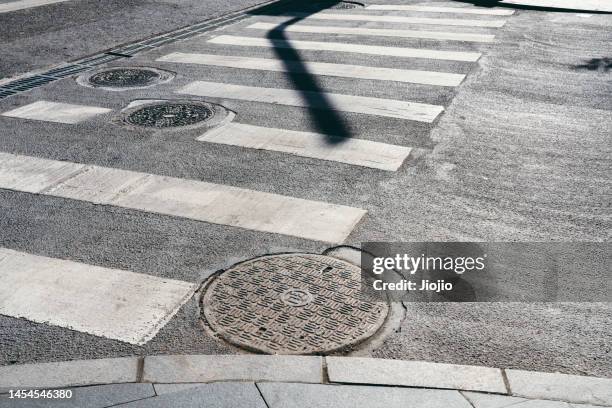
[251,2,353,144]
[452,0,612,14]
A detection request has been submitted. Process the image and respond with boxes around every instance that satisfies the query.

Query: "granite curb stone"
[505,369,612,406]
[0,357,139,393]
[142,355,323,384]
[326,357,508,393]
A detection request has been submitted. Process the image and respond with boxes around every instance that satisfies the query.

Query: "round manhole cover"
[89,68,160,87]
[202,254,389,354]
[125,103,215,128]
[77,67,174,90]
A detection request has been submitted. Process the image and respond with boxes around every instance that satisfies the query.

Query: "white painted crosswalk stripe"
[197,123,412,171]
[1,101,111,124]
[178,81,444,122]
[248,22,496,43]
[208,35,482,62]
[0,247,196,345]
[280,11,507,28]
[366,5,515,15]
[0,0,71,13]
[158,52,465,87]
[0,152,365,243]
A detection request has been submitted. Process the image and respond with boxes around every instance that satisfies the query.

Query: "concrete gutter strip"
[1,356,611,407]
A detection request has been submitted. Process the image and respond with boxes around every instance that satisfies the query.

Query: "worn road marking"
[0,247,196,345]
[0,152,365,243]
[158,53,465,86]
[177,81,444,122]
[366,5,515,15]
[208,35,482,62]
[197,123,412,171]
[1,101,111,124]
[248,22,496,43]
[279,11,507,27]
[0,0,72,13]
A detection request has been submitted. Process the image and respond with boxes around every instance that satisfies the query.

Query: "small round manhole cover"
[78,67,174,90]
[202,254,389,354]
[125,103,214,128]
[89,68,160,87]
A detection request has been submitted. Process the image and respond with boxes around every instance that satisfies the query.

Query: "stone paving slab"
[142,355,322,384]
[114,382,266,408]
[326,357,507,393]
[505,370,612,406]
[153,383,208,395]
[258,382,473,408]
[0,383,154,408]
[0,358,139,393]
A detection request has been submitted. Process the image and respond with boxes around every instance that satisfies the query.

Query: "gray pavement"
[0,0,610,381]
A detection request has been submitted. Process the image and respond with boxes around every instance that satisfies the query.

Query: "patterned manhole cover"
[201,254,389,354]
[79,67,173,90]
[89,68,160,87]
[125,103,214,128]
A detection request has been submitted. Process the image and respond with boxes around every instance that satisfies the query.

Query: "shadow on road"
[248,1,353,144]
[452,0,612,14]
[575,57,612,72]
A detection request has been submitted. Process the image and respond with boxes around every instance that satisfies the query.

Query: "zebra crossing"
[246,21,497,42]
[0,247,196,345]
[177,81,445,121]
[277,11,508,27]
[207,35,483,62]
[0,2,513,343]
[2,100,111,124]
[157,53,466,86]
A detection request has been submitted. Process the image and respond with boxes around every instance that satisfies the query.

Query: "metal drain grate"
[125,102,215,128]
[1,75,57,92]
[44,65,92,78]
[0,88,18,99]
[202,254,389,355]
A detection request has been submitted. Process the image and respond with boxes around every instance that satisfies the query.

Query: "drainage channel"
[201,254,390,355]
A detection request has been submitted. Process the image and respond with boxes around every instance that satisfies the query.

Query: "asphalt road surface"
[0,0,610,377]
[0,0,276,79]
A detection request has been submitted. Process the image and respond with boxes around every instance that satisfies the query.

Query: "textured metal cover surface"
[88,68,160,87]
[125,103,214,127]
[202,254,389,354]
